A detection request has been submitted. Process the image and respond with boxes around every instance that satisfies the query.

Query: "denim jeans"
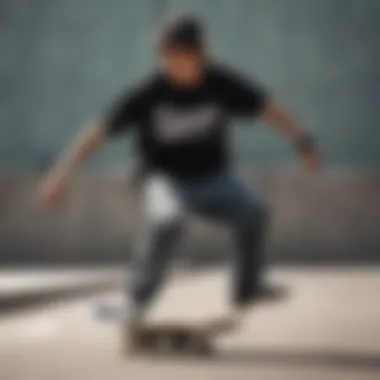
[128,170,269,318]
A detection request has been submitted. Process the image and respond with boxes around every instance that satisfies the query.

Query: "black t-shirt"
[104,64,269,179]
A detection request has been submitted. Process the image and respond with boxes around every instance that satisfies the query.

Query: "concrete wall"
[0,0,379,170]
[0,1,379,264]
[0,170,379,265]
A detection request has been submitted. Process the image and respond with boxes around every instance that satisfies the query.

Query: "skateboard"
[121,316,238,356]
[93,302,241,356]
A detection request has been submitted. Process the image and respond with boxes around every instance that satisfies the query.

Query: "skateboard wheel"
[170,331,192,349]
[193,338,214,356]
[135,331,159,350]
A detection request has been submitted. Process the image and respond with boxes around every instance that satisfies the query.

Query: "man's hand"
[299,147,321,173]
[40,168,71,209]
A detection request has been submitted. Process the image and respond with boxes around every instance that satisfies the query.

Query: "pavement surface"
[0,267,379,380]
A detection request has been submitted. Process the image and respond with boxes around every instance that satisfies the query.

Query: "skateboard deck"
[93,302,240,356]
[122,317,237,356]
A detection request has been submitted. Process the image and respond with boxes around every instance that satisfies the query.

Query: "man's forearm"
[260,100,320,171]
[261,101,307,140]
[261,101,318,154]
[53,122,107,175]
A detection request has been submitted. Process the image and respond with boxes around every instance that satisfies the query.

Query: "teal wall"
[1,0,379,170]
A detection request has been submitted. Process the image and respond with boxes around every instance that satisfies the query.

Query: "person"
[40,15,320,344]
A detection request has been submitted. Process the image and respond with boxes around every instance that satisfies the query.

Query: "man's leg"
[190,172,269,314]
[126,174,185,326]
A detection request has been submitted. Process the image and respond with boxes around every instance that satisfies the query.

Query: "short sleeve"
[102,89,143,136]
[220,69,269,117]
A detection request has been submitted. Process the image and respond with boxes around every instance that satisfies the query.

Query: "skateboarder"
[41,15,320,341]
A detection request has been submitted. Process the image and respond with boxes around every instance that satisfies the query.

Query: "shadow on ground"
[0,281,117,317]
[140,348,380,372]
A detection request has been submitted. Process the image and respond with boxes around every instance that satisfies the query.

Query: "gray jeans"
[128,170,268,316]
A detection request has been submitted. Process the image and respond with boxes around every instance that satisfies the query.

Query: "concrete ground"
[0,267,379,380]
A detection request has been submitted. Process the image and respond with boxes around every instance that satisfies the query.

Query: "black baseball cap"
[156,15,204,51]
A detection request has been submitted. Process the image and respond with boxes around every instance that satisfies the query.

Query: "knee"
[153,216,184,238]
[148,202,184,230]
[144,174,185,229]
[147,200,184,239]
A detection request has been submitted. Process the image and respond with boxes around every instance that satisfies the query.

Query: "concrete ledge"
[0,169,379,264]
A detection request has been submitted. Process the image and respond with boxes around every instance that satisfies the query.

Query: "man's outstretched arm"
[40,84,143,207]
[260,101,321,172]
[54,122,107,174]
[40,122,108,208]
